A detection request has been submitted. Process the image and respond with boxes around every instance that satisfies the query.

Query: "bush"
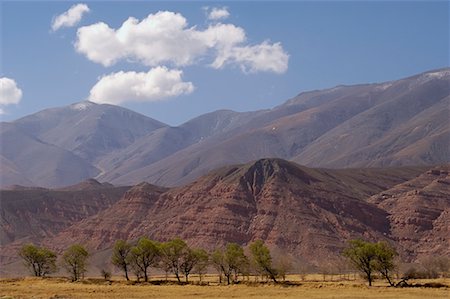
[101,269,112,281]
[403,267,438,279]
[420,256,449,278]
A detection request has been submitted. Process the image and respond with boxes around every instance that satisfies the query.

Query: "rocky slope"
[368,165,450,260]
[0,180,130,265]
[41,160,428,266]
[2,159,446,276]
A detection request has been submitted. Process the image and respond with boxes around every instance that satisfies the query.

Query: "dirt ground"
[0,275,448,299]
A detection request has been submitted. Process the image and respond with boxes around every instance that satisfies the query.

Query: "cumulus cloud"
[89,67,194,105]
[212,42,289,74]
[52,3,90,31]
[207,7,230,21]
[0,77,22,114]
[75,11,288,74]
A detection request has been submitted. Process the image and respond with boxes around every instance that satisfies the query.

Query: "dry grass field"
[1,274,449,299]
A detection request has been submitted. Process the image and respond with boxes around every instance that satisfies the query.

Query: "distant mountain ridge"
[0,179,130,247]
[1,68,449,188]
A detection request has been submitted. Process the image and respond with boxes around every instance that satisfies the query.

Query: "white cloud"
[52,3,90,31]
[75,11,288,74]
[75,22,123,67]
[207,7,230,21]
[0,77,22,114]
[212,41,289,74]
[89,67,194,105]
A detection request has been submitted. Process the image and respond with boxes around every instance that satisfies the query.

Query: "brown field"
[0,275,448,299]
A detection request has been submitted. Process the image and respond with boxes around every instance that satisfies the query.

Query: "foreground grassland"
[0,275,448,299]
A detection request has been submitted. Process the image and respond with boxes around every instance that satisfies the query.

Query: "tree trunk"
[175,272,181,282]
[144,270,148,282]
[32,263,38,277]
[386,276,394,286]
[37,264,42,277]
[382,270,394,286]
[124,265,129,281]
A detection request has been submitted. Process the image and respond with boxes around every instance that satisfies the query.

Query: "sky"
[0,1,449,125]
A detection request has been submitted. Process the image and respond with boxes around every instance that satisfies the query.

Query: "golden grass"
[0,275,448,299]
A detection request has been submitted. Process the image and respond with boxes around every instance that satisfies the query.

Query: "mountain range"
[1,159,448,276]
[1,68,449,188]
[1,68,449,275]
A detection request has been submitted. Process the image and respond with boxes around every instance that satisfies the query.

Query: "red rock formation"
[0,180,130,267]
[368,165,450,261]
[44,160,426,266]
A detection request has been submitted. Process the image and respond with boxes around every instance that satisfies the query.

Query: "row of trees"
[111,238,279,284]
[19,244,88,281]
[344,240,449,285]
[19,238,280,284]
[19,238,448,286]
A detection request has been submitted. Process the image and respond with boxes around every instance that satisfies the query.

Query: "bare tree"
[193,249,209,282]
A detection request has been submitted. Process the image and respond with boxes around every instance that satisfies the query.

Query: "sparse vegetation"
[192,248,209,282]
[273,254,293,281]
[420,256,450,278]
[403,256,450,280]
[13,236,449,299]
[101,269,112,281]
[1,275,448,299]
[179,247,203,283]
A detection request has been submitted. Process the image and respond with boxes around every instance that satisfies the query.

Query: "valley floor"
[0,275,448,299]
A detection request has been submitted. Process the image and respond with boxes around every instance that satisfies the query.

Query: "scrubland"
[1,275,448,299]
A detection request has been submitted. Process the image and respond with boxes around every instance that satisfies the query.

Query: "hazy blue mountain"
[1,68,448,188]
[109,69,450,186]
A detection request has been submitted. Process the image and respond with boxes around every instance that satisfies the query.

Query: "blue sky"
[1,1,449,125]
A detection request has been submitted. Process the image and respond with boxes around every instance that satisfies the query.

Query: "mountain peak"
[69,101,97,111]
[241,159,320,190]
[128,181,168,194]
[205,158,321,197]
[57,178,114,191]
